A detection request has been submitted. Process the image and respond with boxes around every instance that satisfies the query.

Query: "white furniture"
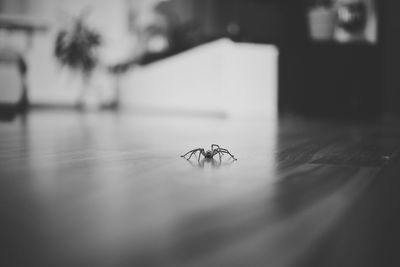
[27,37,278,118]
[120,39,278,118]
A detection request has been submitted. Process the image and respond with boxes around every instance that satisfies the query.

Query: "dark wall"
[277,1,384,119]
[279,43,382,118]
[171,0,289,44]
[171,0,399,119]
[211,0,287,44]
[382,0,400,115]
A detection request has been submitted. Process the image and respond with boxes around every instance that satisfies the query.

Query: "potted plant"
[54,11,102,109]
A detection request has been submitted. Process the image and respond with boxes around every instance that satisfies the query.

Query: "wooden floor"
[1,110,400,267]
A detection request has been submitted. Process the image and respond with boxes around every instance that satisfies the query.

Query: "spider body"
[181,144,237,161]
[204,150,213,159]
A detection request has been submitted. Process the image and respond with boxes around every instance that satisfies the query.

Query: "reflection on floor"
[0,110,400,267]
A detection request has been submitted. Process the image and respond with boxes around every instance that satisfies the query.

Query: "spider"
[181,144,237,161]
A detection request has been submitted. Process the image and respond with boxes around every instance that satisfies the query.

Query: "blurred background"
[3,1,400,266]
[0,0,398,120]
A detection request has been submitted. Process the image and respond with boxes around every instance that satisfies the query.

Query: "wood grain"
[0,111,399,267]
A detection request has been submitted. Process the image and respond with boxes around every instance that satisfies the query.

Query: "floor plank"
[0,110,399,266]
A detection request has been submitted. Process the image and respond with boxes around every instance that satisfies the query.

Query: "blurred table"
[0,110,400,267]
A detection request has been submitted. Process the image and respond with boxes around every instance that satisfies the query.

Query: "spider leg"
[211,144,220,151]
[217,151,222,161]
[187,151,198,160]
[181,149,196,158]
[198,149,205,161]
[217,148,237,160]
[213,149,223,161]
[181,148,203,160]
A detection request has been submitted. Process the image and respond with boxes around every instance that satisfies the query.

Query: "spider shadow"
[185,157,236,169]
